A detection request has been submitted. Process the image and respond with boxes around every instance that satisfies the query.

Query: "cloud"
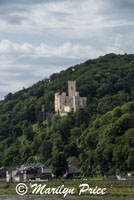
[0,39,96,96]
[0,0,133,99]
[0,0,130,35]
[0,40,101,59]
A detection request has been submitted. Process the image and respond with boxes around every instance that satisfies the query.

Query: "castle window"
[71,87,73,90]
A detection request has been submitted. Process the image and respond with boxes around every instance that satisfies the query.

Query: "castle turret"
[68,81,76,97]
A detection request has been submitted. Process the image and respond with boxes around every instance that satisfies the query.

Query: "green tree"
[51,150,68,177]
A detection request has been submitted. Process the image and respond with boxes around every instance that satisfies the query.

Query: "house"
[65,156,80,178]
[6,167,18,182]
[127,172,134,180]
[0,167,6,182]
[55,81,87,116]
[14,172,24,182]
[116,175,126,180]
[67,156,78,167]
[6,163,53,182]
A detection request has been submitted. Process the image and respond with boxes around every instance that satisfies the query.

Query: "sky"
[0,0,134,99]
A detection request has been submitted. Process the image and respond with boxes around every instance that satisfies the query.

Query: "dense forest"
[0,53,134,176]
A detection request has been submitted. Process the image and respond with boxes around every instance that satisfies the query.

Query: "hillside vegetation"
[0,53,134,176]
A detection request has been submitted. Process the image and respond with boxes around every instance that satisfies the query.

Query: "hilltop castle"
[55,81,87,116]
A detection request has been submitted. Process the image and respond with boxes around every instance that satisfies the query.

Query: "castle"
[55,81,87,116]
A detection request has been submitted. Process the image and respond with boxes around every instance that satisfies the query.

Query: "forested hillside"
[0,53,134,176]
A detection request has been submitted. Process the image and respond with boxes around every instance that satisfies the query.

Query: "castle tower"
[68,81,76,97]
[55,93,59,112]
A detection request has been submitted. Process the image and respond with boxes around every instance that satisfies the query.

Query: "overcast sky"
[0,0,134,99]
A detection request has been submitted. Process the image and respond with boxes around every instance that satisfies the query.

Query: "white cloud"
[0,40,101,59]
[0,39,98,95]
[0,0,133,37]
[0,0,133,98]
